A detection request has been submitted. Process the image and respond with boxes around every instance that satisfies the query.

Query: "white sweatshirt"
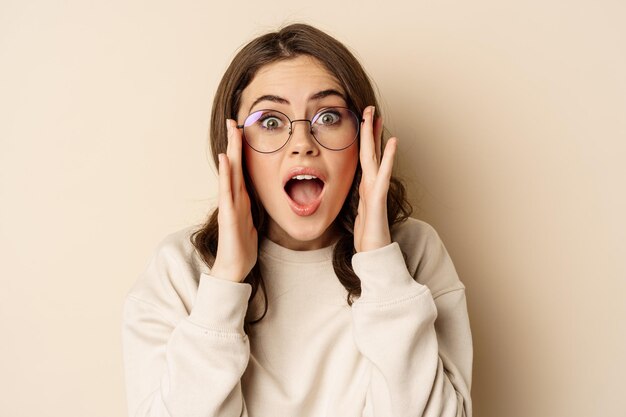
[122,217,473,416]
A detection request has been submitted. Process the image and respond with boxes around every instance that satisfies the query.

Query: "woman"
[123,23,473,416]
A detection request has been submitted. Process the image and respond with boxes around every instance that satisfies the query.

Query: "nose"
[287,120,320,156]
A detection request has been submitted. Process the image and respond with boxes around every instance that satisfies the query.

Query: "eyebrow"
[248,89,346,113]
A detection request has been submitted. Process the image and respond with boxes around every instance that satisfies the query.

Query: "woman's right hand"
[210,119,258,283]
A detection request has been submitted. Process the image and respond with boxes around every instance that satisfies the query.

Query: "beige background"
[1,0,624,416]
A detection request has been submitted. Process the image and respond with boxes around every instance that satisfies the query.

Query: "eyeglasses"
[236,106,362,154]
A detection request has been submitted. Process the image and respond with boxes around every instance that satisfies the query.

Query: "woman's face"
[237,55,359,250]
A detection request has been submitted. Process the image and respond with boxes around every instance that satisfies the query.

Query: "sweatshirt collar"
[260,237,335,263]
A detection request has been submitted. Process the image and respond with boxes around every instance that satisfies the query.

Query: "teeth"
[291,174,317,180]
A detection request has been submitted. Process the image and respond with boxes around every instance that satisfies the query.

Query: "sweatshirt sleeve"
[122,244,252,417]
[351,227,472,417]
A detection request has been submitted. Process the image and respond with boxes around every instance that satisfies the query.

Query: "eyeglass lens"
[242,107,359,153]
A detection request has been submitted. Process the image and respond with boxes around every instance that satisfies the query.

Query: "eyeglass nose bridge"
[287,118,314,136]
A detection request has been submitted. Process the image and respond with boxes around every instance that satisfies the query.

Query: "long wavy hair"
[190,23,412,332]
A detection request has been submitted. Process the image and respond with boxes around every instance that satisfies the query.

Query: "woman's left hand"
[354,105,398,253]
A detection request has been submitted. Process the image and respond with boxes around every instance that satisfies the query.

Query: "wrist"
[352,242,424,301]
[210,263,246,283]
[356,228,391,253]
[357,237,391,253]
[189,273,252,333]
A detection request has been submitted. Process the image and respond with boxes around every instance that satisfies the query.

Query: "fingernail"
[226,119,232,134]
[370,106,376,117]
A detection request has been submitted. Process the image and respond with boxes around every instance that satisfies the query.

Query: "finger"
[376,137,397,192]
[226,119,244,197]
[359,106,378,175]
[373,115,384,164]
[218,153,234,213]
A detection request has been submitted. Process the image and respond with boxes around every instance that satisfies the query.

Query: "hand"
[353,106,397,253]
[210,119,258,283]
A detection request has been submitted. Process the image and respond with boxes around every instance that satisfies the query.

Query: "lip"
[283,166,327,217]
[282,166,328,186]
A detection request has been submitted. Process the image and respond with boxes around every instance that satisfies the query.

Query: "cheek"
[243,147,278,195]
[243,146,256,178]
[335,148,359,185]
[327,149,359,205]
[243,147,263,181]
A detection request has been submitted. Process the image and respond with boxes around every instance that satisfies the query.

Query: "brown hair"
[190,23,412,331]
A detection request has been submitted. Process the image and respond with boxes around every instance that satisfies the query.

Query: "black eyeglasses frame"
[235,106,364,154]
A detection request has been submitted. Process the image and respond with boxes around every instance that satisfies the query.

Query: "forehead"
[240,56,345,110]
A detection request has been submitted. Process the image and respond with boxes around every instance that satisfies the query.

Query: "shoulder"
[391,217,465,298]
[152,224,209,272]
[391,216,439,245]
[390,217,444,263]
[124,224,210,321]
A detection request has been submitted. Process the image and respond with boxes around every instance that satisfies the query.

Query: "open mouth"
[283,174,326,216]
